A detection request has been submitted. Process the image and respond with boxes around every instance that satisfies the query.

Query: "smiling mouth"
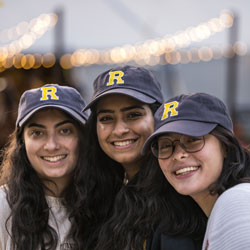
[112,139,137,147]
[175,166,199,175]
[42,155,67,162]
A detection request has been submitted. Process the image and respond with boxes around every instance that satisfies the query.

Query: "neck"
[191,192,218,217]
[43,177,70,197]
[122,162,141,181]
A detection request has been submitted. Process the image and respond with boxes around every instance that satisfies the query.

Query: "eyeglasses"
[151,135,205,159]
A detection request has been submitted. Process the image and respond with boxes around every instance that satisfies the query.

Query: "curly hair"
[0,118,86,250]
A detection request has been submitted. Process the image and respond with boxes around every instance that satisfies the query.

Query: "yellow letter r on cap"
[106,71,125,86]
[40,86,59,101]
[161,101,179,120]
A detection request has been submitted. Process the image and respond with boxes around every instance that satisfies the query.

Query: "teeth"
[175,166,198,175]
[42,155,66,162]
[113,140,134,146]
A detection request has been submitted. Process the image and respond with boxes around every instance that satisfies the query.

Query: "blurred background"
[0,0,250,160]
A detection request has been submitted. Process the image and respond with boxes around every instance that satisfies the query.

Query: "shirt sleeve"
[0,187,12,250]
[202,183,250,250]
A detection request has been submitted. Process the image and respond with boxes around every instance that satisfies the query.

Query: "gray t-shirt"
[202,183,250,250]
[0,185,75,250]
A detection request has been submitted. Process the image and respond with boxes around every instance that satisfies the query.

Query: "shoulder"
[203,183,250,250]
[0,185,9,207]
[0,185,12,249]
[212,183,250,212]
[0,185,11,218]
[209,183,250,225]
[210,183,250,222]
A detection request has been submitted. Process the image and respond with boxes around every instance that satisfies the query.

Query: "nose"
[172,142,188,160]
[112,119,129,137]
[43,135,59,151]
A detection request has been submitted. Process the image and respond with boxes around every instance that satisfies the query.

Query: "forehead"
[96,94,146,110]
[26,108,72,124]
[158,133,186,140]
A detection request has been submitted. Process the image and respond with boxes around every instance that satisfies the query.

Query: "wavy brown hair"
[0,117,86,250]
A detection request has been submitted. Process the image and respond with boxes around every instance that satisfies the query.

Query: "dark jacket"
[146,226,202,250]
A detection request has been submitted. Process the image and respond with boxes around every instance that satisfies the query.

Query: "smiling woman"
[96,94,155,179]
[142,92,250,250]
[71,65,205,250]
[23,108,80,196]
[0,84,88,250]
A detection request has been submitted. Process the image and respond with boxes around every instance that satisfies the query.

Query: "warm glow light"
[211,46,223,59]
[165,51,181,65]
[0,47,8,62]
[42,53,56,68]
[33,54,43,69]
[189,48,200,63]
[60,54,72,69]
[233,41,248,56]
[180,50,191,64]
[198,47,213,62]
[0,13,58,58]
[21,54,35,69]
[13,53,24,69]
[60,11,236,66]
[3,57,13,68]
[220,10,234,28]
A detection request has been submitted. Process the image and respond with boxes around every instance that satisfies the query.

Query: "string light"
[0,13,58,60]
[56,10,241,67]
[0,10,248,72]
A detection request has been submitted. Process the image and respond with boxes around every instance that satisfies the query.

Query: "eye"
[185,136,203,145]
[98,115,113,123]
[30,130,44,138]
[159,143,172,150]
[127,112,142,119]
[60,128,71,135]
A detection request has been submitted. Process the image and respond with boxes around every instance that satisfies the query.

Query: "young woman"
[143,92,250,250]
[0,84,88,250]
[75,65,204,250]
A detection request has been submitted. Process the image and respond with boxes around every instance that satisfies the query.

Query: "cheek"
[24,138,37,157]
[139,117,154,137]
[96,123,105,144]
[158,159,172,175]
[67,137,79,156]
[197,143,224,176]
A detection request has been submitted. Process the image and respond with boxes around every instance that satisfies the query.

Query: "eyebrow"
[27,120,74,129]
[97,105,145,115]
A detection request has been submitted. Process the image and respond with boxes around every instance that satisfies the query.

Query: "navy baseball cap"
[83,65,164,111]
[16,84,88,128]
[142,92,233,153]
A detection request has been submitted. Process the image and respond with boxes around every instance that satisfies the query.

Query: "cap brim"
[142,120,217,154]
[18,104,88,127]
[83,88,156,111]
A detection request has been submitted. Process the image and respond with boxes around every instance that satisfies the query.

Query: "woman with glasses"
[142,92,250,250]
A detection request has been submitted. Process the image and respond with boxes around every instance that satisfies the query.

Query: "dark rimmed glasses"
[151,135,205,159]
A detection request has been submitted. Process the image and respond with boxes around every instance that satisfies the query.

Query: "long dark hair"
[135,125,250,243]
[0,117,86,250]
[69,111,125,250]
[76,102,166,250]
[209,125,250,194]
